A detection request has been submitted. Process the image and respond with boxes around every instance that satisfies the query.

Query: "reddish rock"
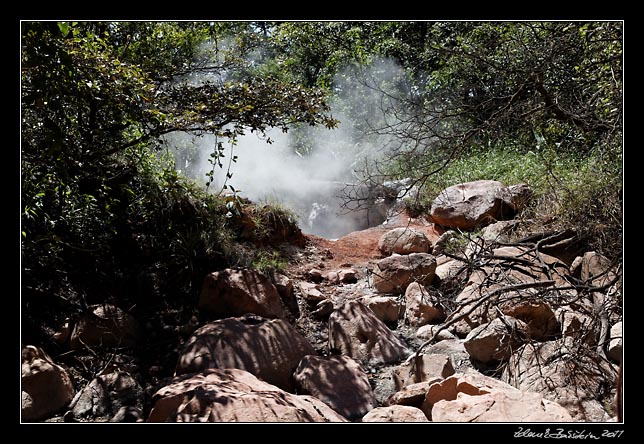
[271,273,299,315]
[608,322,622,364]
[363,295,404,323]
[148,368,347,422]
[501,300,559,340]
[556,306,596,345]
[307,268,324,283]
[299,281,326,302]
[421,369,524,419]
[464,316,529,363]
[404,282,446,326]
[581,251,617,287]
[338,268,358,284]
[431,390,572,422]
[378,227,431,255]
[22,345,75,421]
[294,355,376,420]
[393,354,454,389]
[385,381,436,408]
[416,324,458,342]
[328,301,410,365]
[373,253,437,294]
[362,405,429,422]
[502,338,617,421]
[429,180,521,229]
[199,269,286,319]
[175,314,314,392]
[70,304,140,349]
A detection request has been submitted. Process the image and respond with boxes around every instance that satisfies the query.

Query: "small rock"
[373,253,437,294]
[307,268,324,283]
[339,268,358,284]
[299,282,326,302]
[199,269,286,319]
[363,295,404,323]
[385,381,436,408]
[110,406,142,423]
[608,321,622,364]
[311,299,334,318]
[416,324,457,341]
[70,304,141,349]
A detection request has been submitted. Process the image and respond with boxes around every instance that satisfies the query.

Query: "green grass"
[405,143,622,258]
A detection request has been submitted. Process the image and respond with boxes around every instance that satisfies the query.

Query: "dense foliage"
[21,21,336,345]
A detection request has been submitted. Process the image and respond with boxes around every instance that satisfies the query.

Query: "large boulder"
[501,338,617,421]
[199,269,286,319]
[429,180,530,230]
[293,355,377,421]
[69,370,144,422]
[362,405,429,422]
[70,304,140,349]
[22,345,75,421]
[373,253,437,294]
[431,391,572,422]
[404,282,446,326]
[421,368,570,422]
[328,301,411,365]
[148,368,347,422]
[463,316,529,364]
[378,227,431,255]
[175,314,314,392]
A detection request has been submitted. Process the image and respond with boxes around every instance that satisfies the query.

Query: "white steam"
[167,54,411,239]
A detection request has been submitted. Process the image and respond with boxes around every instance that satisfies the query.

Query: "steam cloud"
[167,54,410,239]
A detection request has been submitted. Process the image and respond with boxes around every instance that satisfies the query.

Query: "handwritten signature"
[514,427,624,440]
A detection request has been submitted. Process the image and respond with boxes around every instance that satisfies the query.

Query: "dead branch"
[413,279,556,382]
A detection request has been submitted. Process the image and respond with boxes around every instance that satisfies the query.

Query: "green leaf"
[58,22,70,37]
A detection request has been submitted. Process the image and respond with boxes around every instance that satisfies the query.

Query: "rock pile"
[23,180,622,423]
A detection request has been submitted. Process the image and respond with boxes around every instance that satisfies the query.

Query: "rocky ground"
[21,180,623,423]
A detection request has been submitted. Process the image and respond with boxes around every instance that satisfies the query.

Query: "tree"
[21,21,337,324]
